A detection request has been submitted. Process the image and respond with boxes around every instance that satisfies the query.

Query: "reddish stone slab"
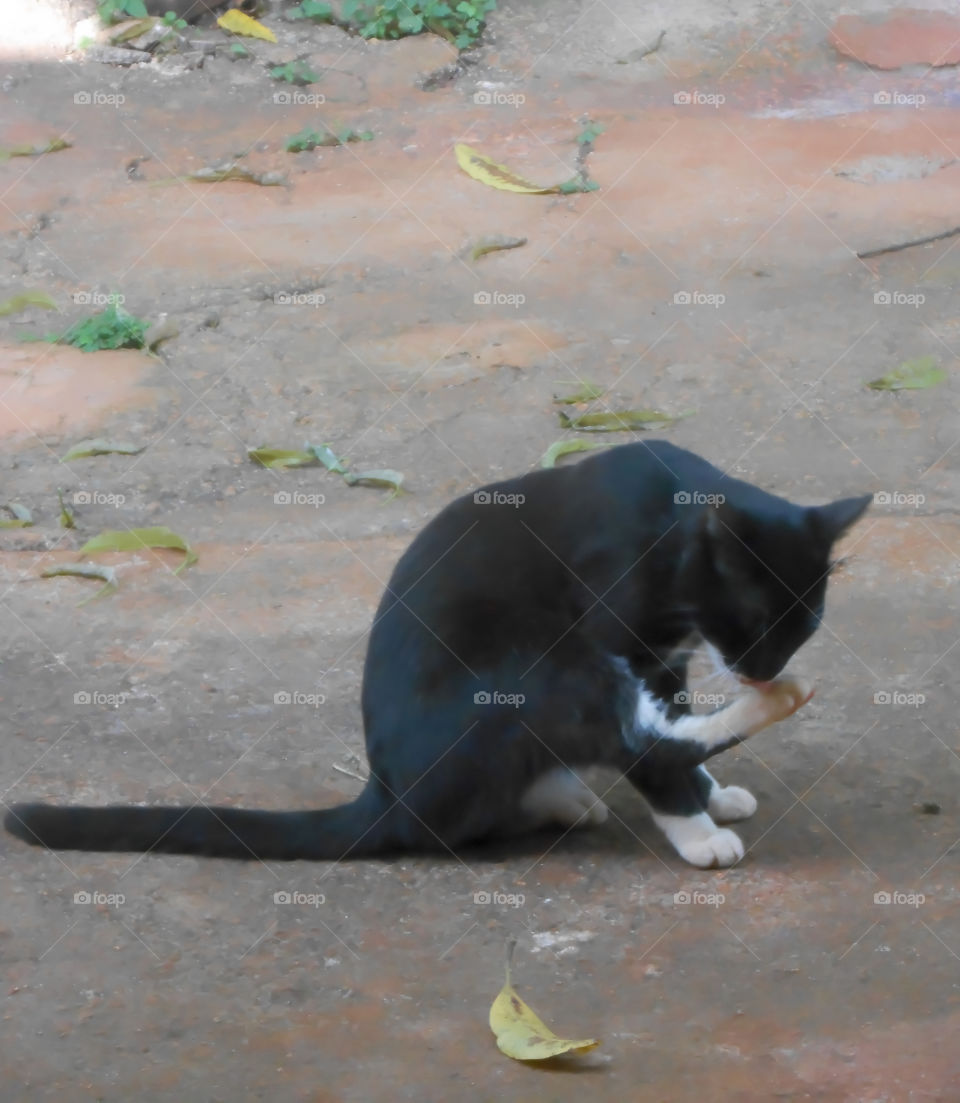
[831,10,960,69]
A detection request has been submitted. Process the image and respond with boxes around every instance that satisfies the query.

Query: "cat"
[5,440,871,869]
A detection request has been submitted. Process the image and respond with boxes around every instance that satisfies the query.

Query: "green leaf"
[306,443,349,473]
[41,563,117,605]
[1,502,33,526]
[469,235,526,261]
[0,290,57,316]
[576,123,605,145]
[0,137,71,162]
[5,503,33,523]
[125,0,148,15]
[57,490,76,529]
[342,469,405,496]
[558,408,690,431]
[867,356,946,391]
[552,381,605,404]
[558,178,599,194]
[61,438,145,462]
[291,0,333,19]
[80,526,198,573]
[248,447,319,469]
[540,439,608,468]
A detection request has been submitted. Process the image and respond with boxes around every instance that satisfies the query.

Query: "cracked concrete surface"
[1,1,959,1099]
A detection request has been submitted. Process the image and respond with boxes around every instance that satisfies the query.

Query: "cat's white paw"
[520,768,609,829]
[651,810,746,868]
[677,827,745,869]
[708,784,757,823]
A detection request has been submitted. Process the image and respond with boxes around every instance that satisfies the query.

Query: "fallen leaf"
[306,443,349,473]
[248,447,319,469]
[540,438,608,468]
[867,356,946,391]
[1,503,33,527]
[342,469,404,495]
[469,235,527,261]
[455,143,561,195]
[0,138,70,161]
[558,408,690,431]
[57,490,76,529]
[110,17,156,44]
[41,563,117,605]
[553,381,606,404]
[189,163,286,186]
[80,527,197,574]
[0,290,57,316]
[61,439,145,462]
[489,941,599,1061]
[217,9,277,41]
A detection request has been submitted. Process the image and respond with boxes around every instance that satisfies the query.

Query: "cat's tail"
[3,785,394,861]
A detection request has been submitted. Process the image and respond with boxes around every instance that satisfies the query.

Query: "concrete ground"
[2,0,960,1098]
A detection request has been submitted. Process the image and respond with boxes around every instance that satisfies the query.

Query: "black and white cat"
[5,441,870,869]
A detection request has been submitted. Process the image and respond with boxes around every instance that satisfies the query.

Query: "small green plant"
[270,60,321,85]
[162,10,188,29]
[97,0,148,23]
[229,42,251,58]
[285,126,374,151]
[576,122,605,146]
[289,0,496,50]
[36,303,148,352]
[289,0,333,19]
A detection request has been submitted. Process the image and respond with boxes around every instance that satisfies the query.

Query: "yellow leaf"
[217,9,277,42]
[455,143,561,195]
[489,941,599,1061]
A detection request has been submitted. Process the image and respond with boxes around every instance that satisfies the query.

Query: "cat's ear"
[808,495,872,546]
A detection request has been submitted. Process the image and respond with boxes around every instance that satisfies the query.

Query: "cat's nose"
[738,677,775,691]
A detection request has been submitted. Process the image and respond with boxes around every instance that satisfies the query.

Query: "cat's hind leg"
[519,766,609,830]
[698,765,758,824]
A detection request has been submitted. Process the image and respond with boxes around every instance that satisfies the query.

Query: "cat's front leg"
[625,765,746,868]
[664,677,815,756]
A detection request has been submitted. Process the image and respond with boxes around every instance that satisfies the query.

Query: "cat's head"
[689,494,872,682]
